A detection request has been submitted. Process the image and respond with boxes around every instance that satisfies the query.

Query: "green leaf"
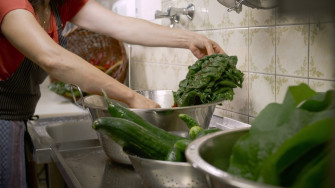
[258,118,333,185]
[282,83,317,107]
[173,54,244,106]
[227,84,335,187]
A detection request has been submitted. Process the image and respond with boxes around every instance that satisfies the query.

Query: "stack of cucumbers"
[92,90,221,162]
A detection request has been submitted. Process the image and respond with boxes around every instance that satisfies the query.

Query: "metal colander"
[128,154,208,188]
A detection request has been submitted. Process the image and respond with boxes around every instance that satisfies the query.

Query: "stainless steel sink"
[27,112,249,164]
[27,114,97,163]
[46,119,97,143]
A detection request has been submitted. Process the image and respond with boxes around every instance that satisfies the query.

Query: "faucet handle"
[169,3,195,20]
[185,3,195,20]
[154,10,169,19]
[155,3,195,27]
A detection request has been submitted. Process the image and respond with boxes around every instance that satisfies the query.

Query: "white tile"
[310,11,335,23]
[276,25,309,77]
[309,23,335,80]
[218,4,249,29]
[276,9,310,25]
[309,79,335,93]
[249,8,276,27]
[249,27,276,74]
[249,73,275,117]
[130,62,188,90]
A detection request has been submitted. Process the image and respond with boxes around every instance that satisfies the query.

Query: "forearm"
[72,1,225,59]
[71,0,194,48]
[1,9,137,106]
[45,48,135,104]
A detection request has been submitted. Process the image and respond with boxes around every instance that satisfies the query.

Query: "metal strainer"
[128,154,208,188]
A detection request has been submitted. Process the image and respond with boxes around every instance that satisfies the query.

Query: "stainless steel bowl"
[128,154,208,188]
[84,90,220,131]
[74,89,221,165]
[185,128,282,188]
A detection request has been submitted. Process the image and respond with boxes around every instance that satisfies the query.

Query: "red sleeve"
[0,0,35,27]
[59,0,88,27]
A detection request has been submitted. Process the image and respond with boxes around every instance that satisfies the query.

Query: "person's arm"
[1,9,159,108]
[71,0,225,59]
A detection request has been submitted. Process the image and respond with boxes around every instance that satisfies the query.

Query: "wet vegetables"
[93,117,174,160]
[179,113,221,140]
[227,83,334,188]
[48,80,84,98]
[101,90,183,144]
[92,91,223,162]
[173,54,244,107]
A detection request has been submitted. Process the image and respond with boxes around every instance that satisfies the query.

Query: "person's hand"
[128,92,161,109]
[188,33,226,59]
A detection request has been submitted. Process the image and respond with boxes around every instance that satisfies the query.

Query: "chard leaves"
[173,54,244,107]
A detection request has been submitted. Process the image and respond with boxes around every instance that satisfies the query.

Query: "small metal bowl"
[74,89,221,165]
[185,128,282,188]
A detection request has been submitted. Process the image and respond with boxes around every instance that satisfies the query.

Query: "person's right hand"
[128,92,161,109]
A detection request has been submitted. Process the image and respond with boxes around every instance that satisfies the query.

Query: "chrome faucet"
[155,4,195,28]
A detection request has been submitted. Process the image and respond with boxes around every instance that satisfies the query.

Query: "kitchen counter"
[35,78,88,118]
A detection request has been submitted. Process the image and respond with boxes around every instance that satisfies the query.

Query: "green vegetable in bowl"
[91,91,223,162]
[173,54,244,107]
[227,83,334,188]
[102,90,183,144]
[179,113,221,140]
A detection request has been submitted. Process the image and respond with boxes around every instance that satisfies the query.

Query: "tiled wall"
[129,0,335,124]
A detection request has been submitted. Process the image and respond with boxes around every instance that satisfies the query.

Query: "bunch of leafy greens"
[173,54,244,107]
[48,81,83,98]
[227,83,334,188]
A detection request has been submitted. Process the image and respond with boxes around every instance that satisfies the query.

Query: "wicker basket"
[64,27,128,83]
[49,27,128,99]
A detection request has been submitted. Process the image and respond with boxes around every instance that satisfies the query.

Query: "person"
[0,0,225,187]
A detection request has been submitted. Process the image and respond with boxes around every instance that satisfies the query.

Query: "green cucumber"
[165,139,191,162]
[189,126,203,139]
[102,90,183,144]
[93,117,174,160]
[178,113,200,129]
[179,113,222,139]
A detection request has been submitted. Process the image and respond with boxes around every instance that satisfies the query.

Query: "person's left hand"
[188,34,226,59]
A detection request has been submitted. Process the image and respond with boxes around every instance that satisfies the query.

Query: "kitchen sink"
[27,113,249,164]
[45,119,97,143]
[27,114,97,163]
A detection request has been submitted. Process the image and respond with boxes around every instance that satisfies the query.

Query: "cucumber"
[178,113,222,139]
[102,90,183,144]
[178,113,200,129]
[93,117,174,160]
[165,139,191,162]
[189,126,203,139]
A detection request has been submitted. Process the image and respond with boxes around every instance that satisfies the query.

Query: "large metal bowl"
[83,90,220,131]
[74,89,221,165]
[185,128,282,188]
